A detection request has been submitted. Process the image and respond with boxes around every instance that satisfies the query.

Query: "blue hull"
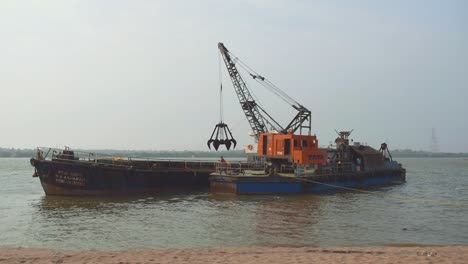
[210,171,405,194]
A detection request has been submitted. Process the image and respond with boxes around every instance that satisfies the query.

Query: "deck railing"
[35,147,375,176]
[36,147,131,163]
[34,147,245,171]
[215,161,266,175]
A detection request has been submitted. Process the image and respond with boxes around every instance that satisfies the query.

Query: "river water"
[0,157,467,250]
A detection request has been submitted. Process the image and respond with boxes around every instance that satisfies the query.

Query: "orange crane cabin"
[257,132,327,165]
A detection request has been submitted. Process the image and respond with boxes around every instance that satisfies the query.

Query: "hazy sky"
[1,0,467,152]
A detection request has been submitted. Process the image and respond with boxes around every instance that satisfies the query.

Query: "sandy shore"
[0,246,467,264]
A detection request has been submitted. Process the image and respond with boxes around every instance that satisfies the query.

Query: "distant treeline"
[0,147,245,158]
[391,149,468,158]
[1,147,467,158]
[0,148,36,158]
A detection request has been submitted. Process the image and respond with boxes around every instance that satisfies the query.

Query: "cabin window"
[302,140,308,147]
[262,135,268,155]
[284,139,291,155]
[294,140,298,147]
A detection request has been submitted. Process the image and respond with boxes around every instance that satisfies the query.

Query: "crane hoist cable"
[206,53,237,151]
[228,50,304,132]
[218,52,223,123]
[227,50,312,135]
[235,67,284,132]
[227,52,289,105]
[228,51,301,107]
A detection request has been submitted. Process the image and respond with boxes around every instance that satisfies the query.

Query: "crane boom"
[218,42,311,137]
[218,43,270,137]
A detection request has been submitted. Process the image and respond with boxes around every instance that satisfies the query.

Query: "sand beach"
[1,246,467,264]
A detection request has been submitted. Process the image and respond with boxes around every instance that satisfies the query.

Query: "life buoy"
[247,144,254,151]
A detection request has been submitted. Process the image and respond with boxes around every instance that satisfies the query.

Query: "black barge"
[30,147,220,196]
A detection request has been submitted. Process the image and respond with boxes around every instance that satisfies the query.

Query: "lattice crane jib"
[217,42,312,138]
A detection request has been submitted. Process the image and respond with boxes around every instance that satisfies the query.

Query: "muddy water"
[0,157,467,250]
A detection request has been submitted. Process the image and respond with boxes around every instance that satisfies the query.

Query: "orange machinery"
[257,131,327,165]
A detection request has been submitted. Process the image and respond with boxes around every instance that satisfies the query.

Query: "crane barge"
[209,43,406,194]
[28,42,406,196]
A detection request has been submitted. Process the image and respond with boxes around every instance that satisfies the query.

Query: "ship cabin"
[257,131,327,165]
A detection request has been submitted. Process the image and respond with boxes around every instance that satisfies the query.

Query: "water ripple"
[0,157,467,250]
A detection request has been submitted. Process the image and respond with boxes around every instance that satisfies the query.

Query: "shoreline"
[1,246,467,264]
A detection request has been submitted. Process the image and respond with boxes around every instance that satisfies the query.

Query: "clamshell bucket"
[207,122,237,151]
